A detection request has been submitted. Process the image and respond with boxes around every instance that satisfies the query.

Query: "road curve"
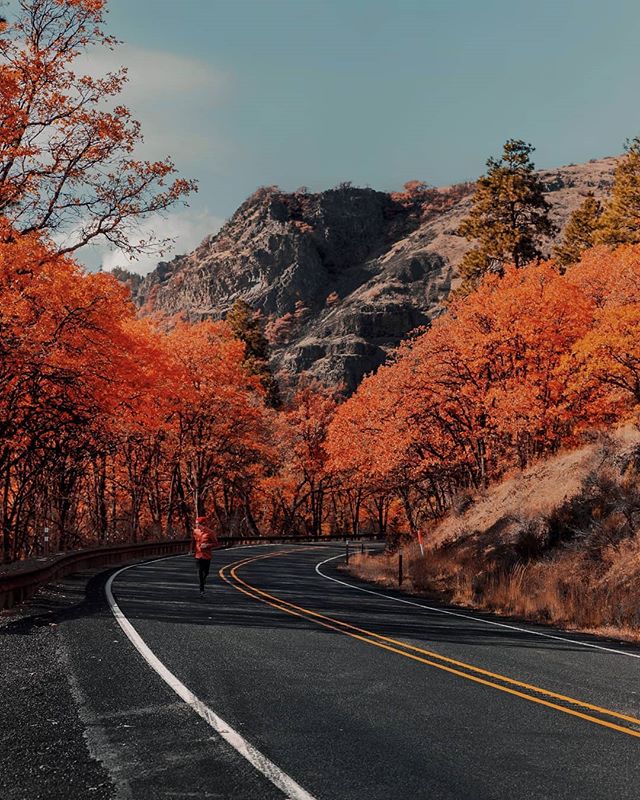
[109,544,640,799]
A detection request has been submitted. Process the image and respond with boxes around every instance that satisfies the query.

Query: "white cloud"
[91,45,227,97]
[99,210,223,275]
[82,44,234,165]
[74,45,231,275]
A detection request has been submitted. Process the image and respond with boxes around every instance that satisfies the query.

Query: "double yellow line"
[219,549,640,740]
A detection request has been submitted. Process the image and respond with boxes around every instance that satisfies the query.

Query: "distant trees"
[597,137,640,246]
[166,321,271,533]
[226,299,281,408]
[266,381,338,537]
[457,140,555,294]
[390,179,473,223]
[554,193,603,269]
[264,300,312,348]
[10,232,640,561]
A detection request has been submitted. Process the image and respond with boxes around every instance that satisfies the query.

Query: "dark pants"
[196,558,211,591]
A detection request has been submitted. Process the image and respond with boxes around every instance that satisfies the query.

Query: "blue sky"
[84,0,640,271]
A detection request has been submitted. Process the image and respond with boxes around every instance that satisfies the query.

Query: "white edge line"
[105,548,317,800]
[315,551,640,661]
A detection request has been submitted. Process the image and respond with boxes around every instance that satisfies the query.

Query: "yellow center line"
[219,549,640,740]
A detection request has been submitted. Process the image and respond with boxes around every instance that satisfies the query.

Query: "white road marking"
[315,551,640,660]
[105,555,317,800]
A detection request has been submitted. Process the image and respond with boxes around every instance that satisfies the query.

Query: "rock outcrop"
[129,157,617,391]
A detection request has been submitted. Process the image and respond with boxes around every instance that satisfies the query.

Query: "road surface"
[101,544,640,799]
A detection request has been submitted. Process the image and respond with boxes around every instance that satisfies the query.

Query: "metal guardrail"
[0,532,384,611]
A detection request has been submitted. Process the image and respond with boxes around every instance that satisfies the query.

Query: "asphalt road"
[100,544,640,799]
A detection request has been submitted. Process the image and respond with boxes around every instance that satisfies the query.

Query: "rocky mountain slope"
[127,157,617,391]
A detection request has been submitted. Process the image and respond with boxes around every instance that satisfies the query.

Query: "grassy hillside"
[348,426,640,640]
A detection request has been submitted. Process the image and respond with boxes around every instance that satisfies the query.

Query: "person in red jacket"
[192,515,218,598]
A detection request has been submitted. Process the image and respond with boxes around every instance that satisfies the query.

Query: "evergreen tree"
[597,137,640,246]
[554,192,602,269]
[457,140,555,294]
[226,299,282,408]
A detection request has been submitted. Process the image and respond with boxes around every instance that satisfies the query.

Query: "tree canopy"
[596,137,640,247]
[554,192,602,269]
[0,0,196,258]
[457,139,555,294]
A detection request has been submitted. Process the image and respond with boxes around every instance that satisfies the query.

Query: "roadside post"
[44,527,49,557]
[345,540,350,565]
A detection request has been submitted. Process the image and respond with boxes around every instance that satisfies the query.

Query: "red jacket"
[193,525,218,560]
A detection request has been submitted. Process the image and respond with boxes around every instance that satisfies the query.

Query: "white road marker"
[106,557,317,800]
[315,551,640,661]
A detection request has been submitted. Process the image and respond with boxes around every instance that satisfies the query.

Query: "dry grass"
[347,426,640,642]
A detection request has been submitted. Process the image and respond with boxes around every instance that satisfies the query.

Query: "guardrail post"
[345,541,350,565]
[398,553,403,586]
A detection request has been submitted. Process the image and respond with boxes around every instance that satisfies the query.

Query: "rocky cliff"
[129,157,617,391]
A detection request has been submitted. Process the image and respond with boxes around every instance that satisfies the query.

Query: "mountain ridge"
[125,156,617,391]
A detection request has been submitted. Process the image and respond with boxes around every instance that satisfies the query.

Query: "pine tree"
[554,192,602,269]
[457,140,556,294]
[226,299,282,408]
[597,137,640,246]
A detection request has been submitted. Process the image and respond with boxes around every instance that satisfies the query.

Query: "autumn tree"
[263,380,337,536]
[564,244,640,308]
[326,371,401,535]
[564,245,640,423]
[327,258,600,540]
[0,0,195,256]
[554,193,602,269]
[0,226,165,560]
[597,137,640,247]
[226,299,281,408]
[0,0,204,563]
[568,303,640,421]
[166,320,271,536]
[457,140,555,294]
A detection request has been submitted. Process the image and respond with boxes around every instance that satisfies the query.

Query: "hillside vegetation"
[348,426,640,639]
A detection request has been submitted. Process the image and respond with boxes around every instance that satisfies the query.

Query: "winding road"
[100,544,640,799]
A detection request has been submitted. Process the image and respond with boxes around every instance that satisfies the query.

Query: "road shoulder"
[0,574,116,800]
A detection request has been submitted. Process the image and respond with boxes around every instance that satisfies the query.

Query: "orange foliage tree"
[0,225,280,560]
[259,380,337,537]
[327,246,640,541]
[165,321,271,537]
[0,228,161,559]
[0,0,195,256]
[563,245,640,424]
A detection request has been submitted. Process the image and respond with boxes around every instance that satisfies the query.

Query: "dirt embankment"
[347,426,640,641]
